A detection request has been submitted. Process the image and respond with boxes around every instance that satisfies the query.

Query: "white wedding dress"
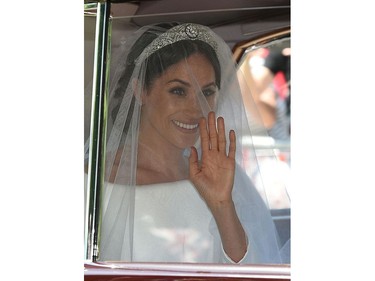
[102,179,247,263]
[95,165,284,264]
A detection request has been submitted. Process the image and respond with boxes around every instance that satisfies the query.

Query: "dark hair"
[110,22,221,127]
[144,39,221,90]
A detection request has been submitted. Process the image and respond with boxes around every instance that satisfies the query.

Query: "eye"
[202,87,218,97]
[169,87,185,96]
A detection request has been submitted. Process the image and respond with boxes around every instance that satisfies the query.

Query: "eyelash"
[170,87,185,96]
[203,89,216,97]
[169,87,216,97]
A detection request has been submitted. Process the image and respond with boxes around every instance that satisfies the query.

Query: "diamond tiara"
[135,23,218,65]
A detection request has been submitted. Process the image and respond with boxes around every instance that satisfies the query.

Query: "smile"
[172,120,199,130]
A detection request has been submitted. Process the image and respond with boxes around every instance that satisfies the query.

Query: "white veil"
[88,22,289,264]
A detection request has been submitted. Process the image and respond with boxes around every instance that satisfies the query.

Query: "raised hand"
[189,111,247,263]
[189,111,236,211]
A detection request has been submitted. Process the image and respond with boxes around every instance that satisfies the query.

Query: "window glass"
[84,3,290,265]
[237,38,291,210]
[237,39,291,260]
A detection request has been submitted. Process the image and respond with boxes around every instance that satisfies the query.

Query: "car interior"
[84,0,291,278]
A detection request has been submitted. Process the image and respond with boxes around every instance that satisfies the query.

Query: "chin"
[176,137,199,150]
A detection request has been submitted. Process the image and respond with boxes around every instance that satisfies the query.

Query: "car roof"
[106,0,290,49]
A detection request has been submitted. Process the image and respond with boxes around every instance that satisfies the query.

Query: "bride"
[93,22,287,264]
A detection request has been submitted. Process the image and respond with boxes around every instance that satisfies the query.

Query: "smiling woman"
[92,21,287,264]
[138,53,218,158]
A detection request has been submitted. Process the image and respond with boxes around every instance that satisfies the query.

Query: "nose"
[185,91,206,116]
[190,91,201,108]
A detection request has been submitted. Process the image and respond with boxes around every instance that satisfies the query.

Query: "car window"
[237,38,291,210]
[237,38,291,261]
[84,1,291,267]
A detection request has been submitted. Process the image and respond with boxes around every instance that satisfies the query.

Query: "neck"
[136,131,188,185]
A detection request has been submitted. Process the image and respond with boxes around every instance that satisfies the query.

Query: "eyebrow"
[167,79,217,89]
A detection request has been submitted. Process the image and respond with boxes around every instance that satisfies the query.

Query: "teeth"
[173,120,198,130]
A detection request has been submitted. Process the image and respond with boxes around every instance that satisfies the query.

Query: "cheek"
[206,95,218,110]
[144,93,178,119]
[144,91,165,109]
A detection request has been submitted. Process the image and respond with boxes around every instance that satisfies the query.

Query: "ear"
[132,78,147,105]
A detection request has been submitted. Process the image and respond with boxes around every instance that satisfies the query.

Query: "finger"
[208,111,218,150]
[228,130,236,159]
[198,117,209,153]
[217,116,226,153]
[188,146,200,176]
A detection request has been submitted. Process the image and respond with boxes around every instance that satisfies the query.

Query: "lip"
[172,120,199,132]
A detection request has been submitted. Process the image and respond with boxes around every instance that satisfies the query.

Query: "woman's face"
[140,53,218,150]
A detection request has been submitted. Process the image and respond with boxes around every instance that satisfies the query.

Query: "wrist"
[209,198,235,217]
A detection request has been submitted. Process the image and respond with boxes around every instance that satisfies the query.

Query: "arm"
[189,111,247,263]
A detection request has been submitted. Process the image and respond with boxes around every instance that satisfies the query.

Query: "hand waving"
[189,111,236,211]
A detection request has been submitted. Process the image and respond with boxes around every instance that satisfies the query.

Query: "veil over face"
[91,22,289,263]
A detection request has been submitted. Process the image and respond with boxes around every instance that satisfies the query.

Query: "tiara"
[135,23,218,65]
